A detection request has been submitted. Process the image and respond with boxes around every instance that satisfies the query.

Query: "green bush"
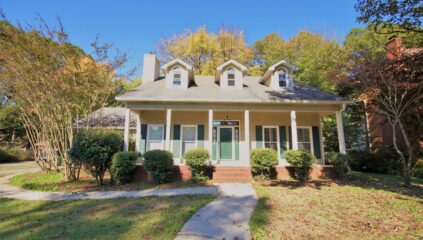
[326,152,351,178]
[68,130,123,185]
[411,158,423,179]
[0,147,30,163]
[183,148,210,182]
[286,150,315,182]
[110,151,140,185]
[250,148,278,179]
[143,150,174,184]
[349,149,401,174]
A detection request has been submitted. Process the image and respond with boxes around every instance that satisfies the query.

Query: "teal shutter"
[279,126,287,158]
[173,125,181,158]
[256,126,263,148]
[197,125,204,148]
[140,124,147,154]
[235,127,240,160]
[288,126,292,149]
[212,127,217,160]
[312,126,322,159]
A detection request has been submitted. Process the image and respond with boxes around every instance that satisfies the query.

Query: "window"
[297,128,312,152]
[263,127,278,152]
[278,70,287,87]
[147,125,164,150]
[181,126,196,154]
[227,68,235,86]
[172,67,181,86]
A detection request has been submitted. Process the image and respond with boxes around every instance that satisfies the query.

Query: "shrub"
[68,130,123,185]
[349,149,401,174]
[286,150,315,182]
[411,158,423,179]
[250,148,278,179]
[183,148,210,182]
[110,151,140,185]
[143,150,174,184]
[326,152,351,178]
[0,147,30,163]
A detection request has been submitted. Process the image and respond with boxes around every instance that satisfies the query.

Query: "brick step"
[213,172,252,178]
[213,177,252,183]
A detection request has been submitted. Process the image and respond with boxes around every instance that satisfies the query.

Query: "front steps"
[212,166,252,183]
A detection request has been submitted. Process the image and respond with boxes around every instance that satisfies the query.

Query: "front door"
[219,127,233,160]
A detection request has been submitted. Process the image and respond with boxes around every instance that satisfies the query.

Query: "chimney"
[385,36,403,60]
[142,53,160,83]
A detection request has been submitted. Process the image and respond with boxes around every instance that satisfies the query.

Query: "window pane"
[228,80,235,86]
[173,80,181,85]
[279,73,286,81]
[265,142,278,152]
[228,73,235,80]
[298,143,311,152]
[148,126,163,140]
[279,80,286,87]
[182,127,196,141]
[297,128,310,142]
[264,128,270,141]
[174,73,181,79]
[270,128,277,142]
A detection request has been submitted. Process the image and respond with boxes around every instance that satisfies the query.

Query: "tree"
[108,77,142,107]
[157,26,253,75]
[0,104,25,143]
[355,0,423,34]
[0,18,128,180]
[252,32,286,71]
[354,52,423,186]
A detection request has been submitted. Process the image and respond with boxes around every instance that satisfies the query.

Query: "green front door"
[219,127,233,160]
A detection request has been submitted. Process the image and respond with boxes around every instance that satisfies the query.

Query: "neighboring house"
[362,36,422,151]
[116,54,351,181]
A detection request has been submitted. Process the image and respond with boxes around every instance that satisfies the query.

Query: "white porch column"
[135,111,141,153]
[319,114,325,164]
[166,109,172,151]
[124,108,130,151]
[208,109,213,155]
[336,111,346,154]
[290,111,298,150]
[244,110,250,162]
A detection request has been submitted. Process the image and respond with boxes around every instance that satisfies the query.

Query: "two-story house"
[116,53,350,181]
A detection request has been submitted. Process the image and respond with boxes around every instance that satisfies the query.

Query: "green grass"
[0,194,215,240]
[10,171,210,192]
[250,172,423,240]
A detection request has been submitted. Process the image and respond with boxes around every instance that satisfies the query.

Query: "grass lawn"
[10,171,210,192]
[0,194,215,240]
[250,172,423,240]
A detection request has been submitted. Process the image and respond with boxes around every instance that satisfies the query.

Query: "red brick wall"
[276,165,336,180]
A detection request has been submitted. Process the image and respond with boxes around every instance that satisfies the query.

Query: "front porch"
[123,103,347,170]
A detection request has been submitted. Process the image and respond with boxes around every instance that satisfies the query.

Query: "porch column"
[166,109,172,151]
[135,111,141,153]
[124,108,130,151]
[208,109,213,156]
[319,114,325,164]
[290,111,298,150]
[336,111,346,154]
[244,110,250,161]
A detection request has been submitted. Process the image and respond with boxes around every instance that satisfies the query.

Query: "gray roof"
[76,107,137,129]
[116,76,348,104]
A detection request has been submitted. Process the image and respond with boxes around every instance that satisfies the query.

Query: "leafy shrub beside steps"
[286,150,315,182]
[183,148,210,183]
[250,148,278,180]
[110,151,140,185]
[143,150,174,184]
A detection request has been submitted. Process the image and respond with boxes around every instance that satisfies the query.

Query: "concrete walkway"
[175,183,258,240]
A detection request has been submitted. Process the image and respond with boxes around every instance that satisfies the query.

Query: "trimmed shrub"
[68,130,123,185]
[349,149,401,174]
[0,147,31,163]
[143,150,174,184]
[183,148,210,182]
[110,151,140,185]
[286,150,315,182]
[250,148,278,179]
[326,152,351,178]
[411,158,423,179]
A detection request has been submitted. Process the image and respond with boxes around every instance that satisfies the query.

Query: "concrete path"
[175,183,258,240]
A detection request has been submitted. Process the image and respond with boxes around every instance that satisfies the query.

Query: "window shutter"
[173,124,181,158]
[288,126,292,149]
[312,126,322,159]
[197,125,205,148]
[279,126,287,158]
[256,125,263,148]
[140,124,147,154]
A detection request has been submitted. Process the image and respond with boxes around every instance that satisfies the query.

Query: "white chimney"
[142,53,160,84]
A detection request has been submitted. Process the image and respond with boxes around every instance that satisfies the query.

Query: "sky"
[1,0,362,76]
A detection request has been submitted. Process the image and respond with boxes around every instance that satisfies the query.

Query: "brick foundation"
[276,165,336,180]
[133,165,192,182]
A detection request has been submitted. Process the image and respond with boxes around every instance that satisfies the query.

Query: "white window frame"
[172,67,182,86]
[227,67,236,87]
[262,126,280,159]
[180,125,198,157]
[297,126,314,155]
[146,124,165,151]
[278,69,287,88]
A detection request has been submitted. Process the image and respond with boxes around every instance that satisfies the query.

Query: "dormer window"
[172,67,181,86]
[227,68,235,87]
[278,70,287,87]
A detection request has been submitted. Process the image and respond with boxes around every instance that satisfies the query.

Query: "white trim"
[124,108,130,151]
[319,115,325,164]
[296,126,314,155]
[180,125,198,158]
[146,124,165,151]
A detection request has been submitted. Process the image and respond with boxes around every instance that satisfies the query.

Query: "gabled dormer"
[260,59,299,91]
[161,58,194,89]
[215,60,247,89]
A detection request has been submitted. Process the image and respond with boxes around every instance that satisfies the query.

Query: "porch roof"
[116,76,350,104]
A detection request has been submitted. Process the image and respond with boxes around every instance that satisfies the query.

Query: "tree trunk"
[397,119,413,187]
[390,120,409,186]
